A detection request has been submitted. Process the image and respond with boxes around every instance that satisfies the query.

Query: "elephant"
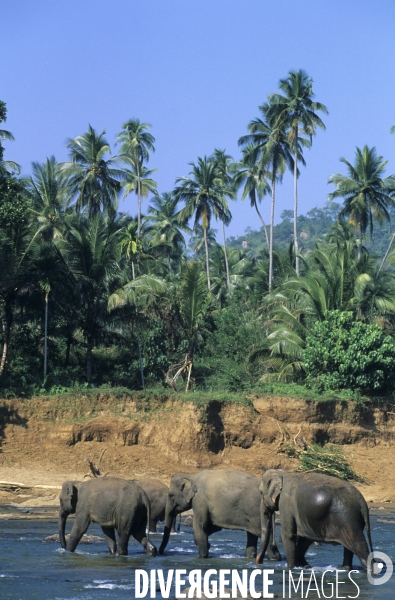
[130,478,169,532]
[256,469,373,572]
[58,476,157,556]
[159,468,280,560]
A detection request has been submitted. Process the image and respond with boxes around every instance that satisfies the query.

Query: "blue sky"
[2,0,395,238]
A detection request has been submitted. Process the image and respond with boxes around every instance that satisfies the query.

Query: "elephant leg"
[295,537,312,568]
[193,521,210,558]
[245,532,258,559]
[133,523,158,557]
[205,524,220,553]
[342,547,354,571]
[66,514,90,552]
[117,530,130,556]
[174,513,182,532]
[193,534,210,550]
[281,518,298,569]
[101,526,117,555]
[149,519,157,533]
[348,534,370,573]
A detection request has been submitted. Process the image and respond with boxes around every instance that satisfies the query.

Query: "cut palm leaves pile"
[276,424,365,482]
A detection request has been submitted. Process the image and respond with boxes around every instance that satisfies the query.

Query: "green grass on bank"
[1,380,394,408]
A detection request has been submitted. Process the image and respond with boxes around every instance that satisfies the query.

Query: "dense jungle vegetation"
[2,70,395,400]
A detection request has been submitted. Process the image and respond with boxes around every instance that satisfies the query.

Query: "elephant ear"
[61,481,73,497]
[268,474,283,507]
[181,479,197,504]
[61,481,78,512]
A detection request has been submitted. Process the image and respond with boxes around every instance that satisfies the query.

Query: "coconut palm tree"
[58,212,124,382]
[61,125,124,216]
[30,245,68,379]
[167,261,209,391]
[209,245,245,307]
[328,145,395,259]
[210,149,236,297]
[189,224,218,258]
[26,156,71,245]
[119,221,143,280]
[26,158,86,372]
[0,178,31,375]
[117,119,156,237]
[147,192,190,275]
[121,163,157,220]
[108,220,167,390]
[239,108,293,290]
[233,143,271,246]
[266,69,328,274]
[0,100,20,175]
[175,156,232,290]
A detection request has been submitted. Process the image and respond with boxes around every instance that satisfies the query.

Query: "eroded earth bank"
[0,392,395,508]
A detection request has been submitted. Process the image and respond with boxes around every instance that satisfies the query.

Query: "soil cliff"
[0,392,394,504]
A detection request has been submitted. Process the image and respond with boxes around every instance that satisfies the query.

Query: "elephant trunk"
[58,511,68,549]
[256,510,273,565]
[159,501,177,555]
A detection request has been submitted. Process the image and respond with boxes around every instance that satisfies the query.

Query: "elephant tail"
[361,498,374,554]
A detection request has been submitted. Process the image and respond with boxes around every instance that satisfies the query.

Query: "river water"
[0,510,394,599]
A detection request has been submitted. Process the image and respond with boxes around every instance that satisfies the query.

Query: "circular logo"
[367,551,393,586]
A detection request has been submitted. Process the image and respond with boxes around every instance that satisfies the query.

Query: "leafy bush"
[196,295,263,391]
[303,310,395,394]
[208,296,263,361]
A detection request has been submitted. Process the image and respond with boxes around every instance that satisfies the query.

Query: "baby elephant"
[58,476,157,556]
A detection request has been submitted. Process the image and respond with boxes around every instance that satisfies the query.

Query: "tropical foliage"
[303,310,395,393]
[328,145,395,258]
[1,78,395,398]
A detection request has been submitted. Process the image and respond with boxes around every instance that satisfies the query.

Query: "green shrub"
[303,310,395,394]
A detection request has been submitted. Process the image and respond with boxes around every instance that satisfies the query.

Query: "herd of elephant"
[58,468,374,572]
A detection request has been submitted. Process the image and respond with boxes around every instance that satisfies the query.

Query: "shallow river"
[0,510,394,599]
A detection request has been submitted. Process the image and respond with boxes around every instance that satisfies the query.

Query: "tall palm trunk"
[269,176,276,291]
[132,262,144,389]
[64,334,72,368]
[0,302,13,376]
[86,335,94,382]
[203,226,211,290]
[254,203,270,247]
[44,291,49,378]
[0,317,11,376]
[358,225,363,261]
[222,221,232,298]
[136,152,142,238]
[293,149,299,275]
[378,232,395,273]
